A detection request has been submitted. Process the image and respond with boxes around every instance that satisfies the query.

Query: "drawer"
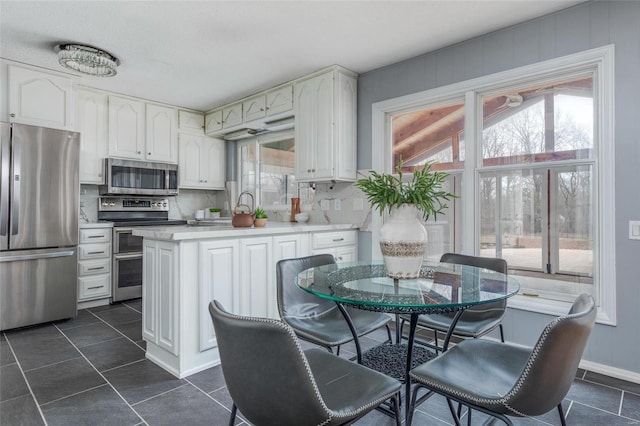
[79,228,111,244]
[78,243,111,260]
[312,230,356,249]
[78,274,111,301]
[78,258,111,276]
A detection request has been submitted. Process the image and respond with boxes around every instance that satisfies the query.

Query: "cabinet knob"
[10,113,15,118]
[137,151,142,154]
[148,152,151,155]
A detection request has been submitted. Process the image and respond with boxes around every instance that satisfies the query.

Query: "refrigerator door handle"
[0,124,9,239]
[0,250,75,262]
[10,134,20,236]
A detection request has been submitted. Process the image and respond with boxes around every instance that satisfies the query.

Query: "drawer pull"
[87,285,104,290]
[87,235,104,239]
[87,251,105,255]
[332,238,345,242]
[87,267,104,271]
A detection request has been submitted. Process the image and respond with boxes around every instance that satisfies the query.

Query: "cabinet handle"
[87,267,105,271]
[87,251,105,255]
[148,152,151,155]
[87,285,104,290]
[137,151,142,154]
[332,238,344,242]
[10,113,16,118]
[87,235,103,239]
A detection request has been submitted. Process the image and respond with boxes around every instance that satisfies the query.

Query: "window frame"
[370,45,615,324]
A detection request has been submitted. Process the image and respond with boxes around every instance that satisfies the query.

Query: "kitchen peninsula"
[133,223,357,378]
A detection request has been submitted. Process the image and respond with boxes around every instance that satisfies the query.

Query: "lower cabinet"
[142,239,179,356]
[77,225,112,303]
[311,230,358,262]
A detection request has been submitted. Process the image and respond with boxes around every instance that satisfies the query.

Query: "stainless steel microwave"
[99,158,179,196]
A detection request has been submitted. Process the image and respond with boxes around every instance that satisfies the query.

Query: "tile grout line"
[618,390,625,416]
[52,315,149,425]
[184,377,241,420]
[39,383,110,407]
[2,331,50,426]
[130,383,191,407]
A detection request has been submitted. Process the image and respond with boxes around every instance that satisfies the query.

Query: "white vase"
[379,204,427,279]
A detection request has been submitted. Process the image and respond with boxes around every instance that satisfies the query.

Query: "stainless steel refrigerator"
[1,123,80,330]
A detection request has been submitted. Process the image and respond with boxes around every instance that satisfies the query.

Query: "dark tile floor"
[0,300,639,425]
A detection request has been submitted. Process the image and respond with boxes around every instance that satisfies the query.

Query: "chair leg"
[499,324,505,343]
[399,318,406,342]
[433,329,439,352]
[558,403,567,426]
[336,345,341,356]
[228,403,237,426]
[385,323,393,343]
[391,392,401,426]
[446,398,463,426]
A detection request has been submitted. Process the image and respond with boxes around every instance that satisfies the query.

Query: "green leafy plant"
[254,207,268,219]
[209,208,222,213]
[355,158,456,221]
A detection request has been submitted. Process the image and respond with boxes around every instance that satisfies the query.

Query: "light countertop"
[80,221,113,229]
[132,222,358,241]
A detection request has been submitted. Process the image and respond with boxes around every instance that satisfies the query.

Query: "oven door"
[114,228,143,254]
[112,252,143,302]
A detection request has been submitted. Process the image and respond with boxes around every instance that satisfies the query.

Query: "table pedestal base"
[361,343,436,381]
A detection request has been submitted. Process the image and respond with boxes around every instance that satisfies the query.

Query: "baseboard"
[580,359,640,385]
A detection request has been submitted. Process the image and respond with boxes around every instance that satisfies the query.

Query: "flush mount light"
[55,44,119,77]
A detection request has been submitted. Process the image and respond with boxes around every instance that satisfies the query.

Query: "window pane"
[240,144,256,195]
[423,174,461,263]
[391,101,465,170]
[259,137,296,208]
[482,74,593,166]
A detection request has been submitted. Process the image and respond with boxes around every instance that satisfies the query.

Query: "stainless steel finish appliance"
[100,158,179,196]
[98,197,186,302]
[1,123,80,330]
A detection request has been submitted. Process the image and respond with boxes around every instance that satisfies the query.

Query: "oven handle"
[114,253,143,261]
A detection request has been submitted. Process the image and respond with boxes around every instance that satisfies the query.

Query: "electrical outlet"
[334,199,341,211]
[353,198,364,211]
[320,199,330,211]
[630,221,640,240]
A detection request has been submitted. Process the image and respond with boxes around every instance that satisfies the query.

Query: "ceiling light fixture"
[55,44,119,77]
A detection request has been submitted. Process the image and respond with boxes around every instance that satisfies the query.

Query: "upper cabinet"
[146,104,178,163]
[108,95,145,160]
[205,83,294,137]
[178,133,225,190]
[108,96,178,163]
[77,90,108,184]
[295,67,357,182]
[179,110,204,134]
[8,65,75,130]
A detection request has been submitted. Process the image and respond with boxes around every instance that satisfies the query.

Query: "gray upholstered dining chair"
[209,300,402,426]
[276,254,392,355]
[400,252,508,351]
[407,293,597,426]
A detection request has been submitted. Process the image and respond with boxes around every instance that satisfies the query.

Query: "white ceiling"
[0,1,583,112]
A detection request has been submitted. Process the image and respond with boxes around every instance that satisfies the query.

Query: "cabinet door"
[312,72,335,180]
[273,234,307,318]
[142,241,158,343]
[178,110,204,133]
[108,96,145,159]
[199,239,240,351]
[335,72,357,180]
[146,104,178,163]
[243,95,266,122]
[8,65,74,130]
[222,103,243,128]
[77,90,108,184]
[266,85,293,116]
[156,241,179,355]
[205,109,223,134]
[294,78,317,181]
[178,133,204,188]
[239,237,273,318]
[201,137,226,189]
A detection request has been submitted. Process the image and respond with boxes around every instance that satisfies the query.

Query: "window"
[238,131,297,211]
[372,46,615,323]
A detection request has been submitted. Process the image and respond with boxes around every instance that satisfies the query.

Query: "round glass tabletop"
[296,261,520,314]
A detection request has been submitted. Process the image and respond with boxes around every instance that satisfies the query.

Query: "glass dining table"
[296,261,520,416]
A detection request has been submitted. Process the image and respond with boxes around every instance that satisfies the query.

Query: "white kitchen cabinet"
[239,237,274,318]
[266,84,294,117]
[77,225,112,303]
[204,109,223,134]
[178,110,204,134]
[311,230,358,262]
[243,94,267,122]
[198,239,240,351]
[294,67,357,182]
[108,95,145,159]
[178,133,225,190]
[142,239,179,356]
[205,103,242,134]
[77,90,108,184]
[146,103,178,163]
[8,65,75,130]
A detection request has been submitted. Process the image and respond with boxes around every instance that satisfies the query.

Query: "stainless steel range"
[98,197,186,302]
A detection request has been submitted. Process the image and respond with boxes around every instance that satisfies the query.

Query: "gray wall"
[357,1,640,373]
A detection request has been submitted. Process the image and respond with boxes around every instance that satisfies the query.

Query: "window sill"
[508,294,615,326]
